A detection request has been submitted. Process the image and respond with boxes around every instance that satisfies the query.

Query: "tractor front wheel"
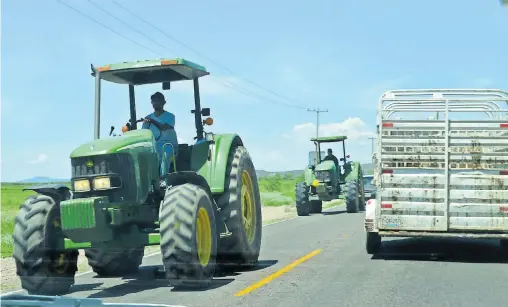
[310,200,323,214]
[85,247,144,277]
[295,182,311,216]
[160,183,218,287]
[217,146,262,268]
[13,194,78,295]
[345,180,360,213]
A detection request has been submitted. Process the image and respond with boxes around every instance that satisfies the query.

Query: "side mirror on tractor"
[201,108,211,116]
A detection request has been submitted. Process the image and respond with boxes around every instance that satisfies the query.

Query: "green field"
[0,175,302,258]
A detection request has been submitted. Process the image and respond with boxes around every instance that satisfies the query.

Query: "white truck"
[365,89,508,256]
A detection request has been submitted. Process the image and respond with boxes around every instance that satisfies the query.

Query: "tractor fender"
[207,133,243,194]
[344,161,362,182]
[162,171,212,196]
[22,184,72,201]
[303,167,316,186]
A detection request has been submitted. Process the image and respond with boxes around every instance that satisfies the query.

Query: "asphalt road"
[14,204,508,306]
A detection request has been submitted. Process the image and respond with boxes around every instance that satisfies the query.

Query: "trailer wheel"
[500,239,508,256]
[366,232,381,254]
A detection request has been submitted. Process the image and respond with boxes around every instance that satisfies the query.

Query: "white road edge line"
[2,203,345,296]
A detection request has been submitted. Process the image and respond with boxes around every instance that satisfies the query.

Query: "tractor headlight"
[73,179,91,192]
[93,177,112,190]
[316,171,331,182]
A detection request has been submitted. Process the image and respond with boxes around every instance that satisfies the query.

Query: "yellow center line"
[234,249,323,297]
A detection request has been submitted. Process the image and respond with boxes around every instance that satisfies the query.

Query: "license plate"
[364,193,371,197]
[381,216,402,228]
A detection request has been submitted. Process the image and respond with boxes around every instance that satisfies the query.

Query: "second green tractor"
[295,136,365,215]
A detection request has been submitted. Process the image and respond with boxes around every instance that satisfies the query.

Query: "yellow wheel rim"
[196,207,212,267]
[241,170,256,244]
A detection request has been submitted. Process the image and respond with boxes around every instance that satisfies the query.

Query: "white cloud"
[291,117,375,141]
[27,154,48,164]
[250,117,375,172]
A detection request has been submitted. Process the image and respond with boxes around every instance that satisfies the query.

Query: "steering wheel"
[123,118,162,141]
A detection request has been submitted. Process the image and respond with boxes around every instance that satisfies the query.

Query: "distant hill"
[256,170,303,178]
[256,163,374,178]
[16,177,69,184]
[12,164,373,183]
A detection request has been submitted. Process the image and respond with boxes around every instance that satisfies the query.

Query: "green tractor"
[12,58,262,294]
[295,136,365,216]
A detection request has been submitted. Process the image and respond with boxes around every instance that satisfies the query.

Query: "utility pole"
[307,108,328,138]
[368,137,376,155]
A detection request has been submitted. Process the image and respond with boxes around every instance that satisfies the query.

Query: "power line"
[85,0,177,56]
[56,0,308,110]
[307,108,328,138]
[109,0,310,109]
[54,0,159,55]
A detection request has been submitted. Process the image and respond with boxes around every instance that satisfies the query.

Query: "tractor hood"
[70,129,155,158]
[315,160,336,172]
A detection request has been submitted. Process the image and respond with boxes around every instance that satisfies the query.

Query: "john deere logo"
[86,160,94,168]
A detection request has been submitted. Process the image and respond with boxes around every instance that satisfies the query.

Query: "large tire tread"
[160,183,217,287]
[13,194,78,295]
[85,247,144,277]
[366,232,382,254]
[296,182,311,216]
[310,200,323,214]
[345,180,360,213]
[216,145,262,267]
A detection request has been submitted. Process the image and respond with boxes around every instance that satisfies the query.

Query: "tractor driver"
[322,148,339,172]
[142,92,178,173]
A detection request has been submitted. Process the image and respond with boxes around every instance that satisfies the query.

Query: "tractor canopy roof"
[91,58,209,85]
[310,136,348,143]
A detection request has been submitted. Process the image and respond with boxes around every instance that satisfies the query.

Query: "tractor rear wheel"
[310,200,323,214]
[160,183,218,287]
[345,180,360,213]
[13,194,78,295]
[295,182,311,216]
[85,247,144,277]
[217,146,262,268]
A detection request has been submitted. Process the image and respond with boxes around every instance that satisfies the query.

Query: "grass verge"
[1,174,304,258]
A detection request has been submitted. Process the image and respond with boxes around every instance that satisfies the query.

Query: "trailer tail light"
[382,122,394,128]
[500,123,508,128]
[382,169,393,174]
[500,170,508,175]
[381,203,392,209]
